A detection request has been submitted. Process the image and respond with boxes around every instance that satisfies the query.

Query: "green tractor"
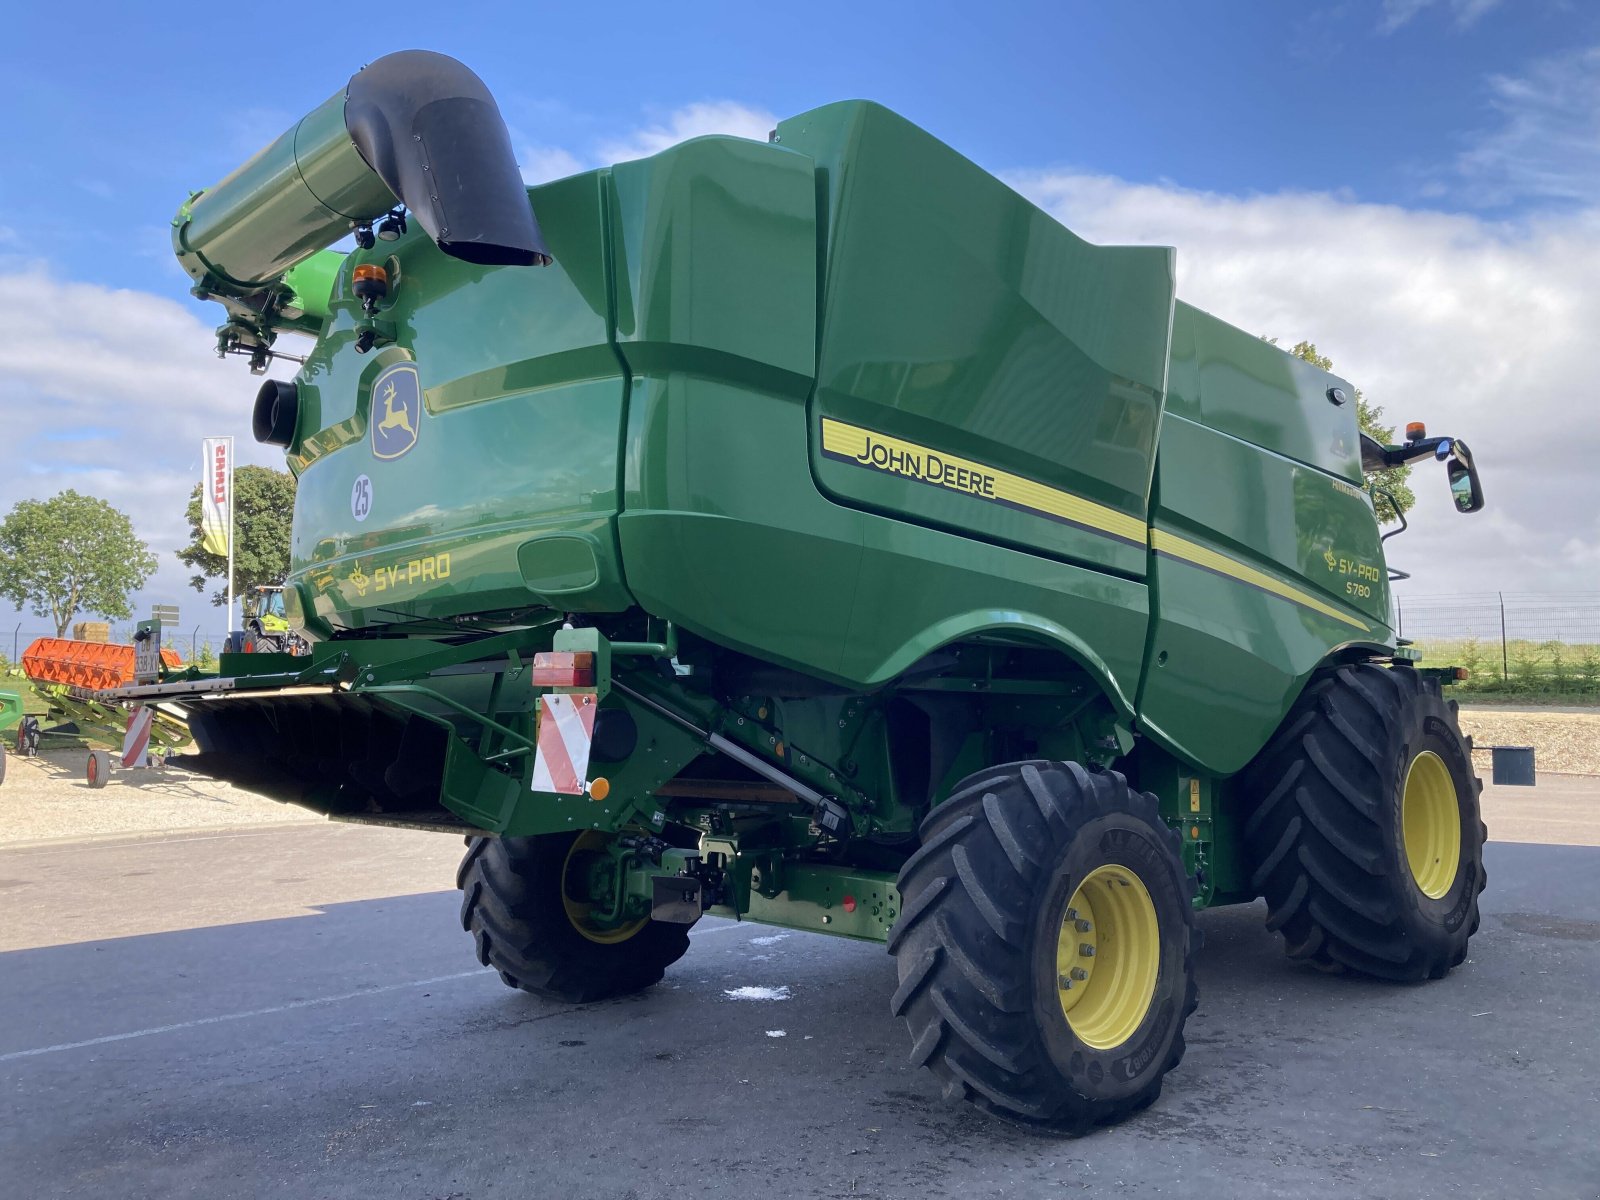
[242,584,303,654]
[132,50,1487,1132]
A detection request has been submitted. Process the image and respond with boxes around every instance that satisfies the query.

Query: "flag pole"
[226,435,235,641]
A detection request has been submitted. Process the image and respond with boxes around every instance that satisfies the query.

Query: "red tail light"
[532,651,595,687]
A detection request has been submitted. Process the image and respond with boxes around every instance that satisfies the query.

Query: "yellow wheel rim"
[1402,751,1461,899]
[561,831,649,945]
[1056,864,1161,1050]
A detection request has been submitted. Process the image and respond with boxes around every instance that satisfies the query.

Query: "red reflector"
[532,651,595,687]
[842,895,857,913]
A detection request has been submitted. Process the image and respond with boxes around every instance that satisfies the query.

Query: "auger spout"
[172,50,546,365]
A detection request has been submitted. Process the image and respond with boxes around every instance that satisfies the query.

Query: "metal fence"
[1394,592,1600,691]
[9,593,1600,691]
[3,624,233,667]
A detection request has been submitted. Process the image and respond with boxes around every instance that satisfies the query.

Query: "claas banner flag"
[200,437,232,556]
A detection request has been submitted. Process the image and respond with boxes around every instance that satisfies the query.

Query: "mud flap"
[437,732,522,831]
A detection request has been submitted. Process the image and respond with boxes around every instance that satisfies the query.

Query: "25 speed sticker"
[351,474,372,522]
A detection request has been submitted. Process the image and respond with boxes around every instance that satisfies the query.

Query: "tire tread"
[891,760,1199,1135]
[1240,663,1487,982]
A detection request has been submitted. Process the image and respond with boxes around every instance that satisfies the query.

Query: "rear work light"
[532,651,595,687]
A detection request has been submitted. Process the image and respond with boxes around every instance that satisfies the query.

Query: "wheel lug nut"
[1071,967,1087,981]
[1075,919,1092,933]
[1065,908,1078,921]
[1079,944,1095,957]
[1057,973,1074,990]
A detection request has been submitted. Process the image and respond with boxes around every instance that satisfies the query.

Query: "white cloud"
[1379,0,1502,33]
[597,101,777,164]
[519,144,586,186]
[1012,169,1600,595]
[1455,45,1600,207]
[517,100,778,184]
[0,269,289,637]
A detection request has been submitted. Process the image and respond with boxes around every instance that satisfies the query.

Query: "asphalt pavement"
[1,792,1598,1200]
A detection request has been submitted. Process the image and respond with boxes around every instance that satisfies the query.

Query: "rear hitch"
[651,874,703,925]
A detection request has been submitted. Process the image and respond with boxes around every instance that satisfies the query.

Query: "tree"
[176,465,297,606]
[0,490,158,637]
[1268,339,1415,524]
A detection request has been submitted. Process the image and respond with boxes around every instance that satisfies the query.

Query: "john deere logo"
[370,364,421,461]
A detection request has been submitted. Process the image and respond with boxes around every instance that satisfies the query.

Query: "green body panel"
[287,171,625,631]
[609,137,818,384]
[0,690,21,733]
[717,865,901,943]
[780,102,1170,581]
[281,251,345,325]
[1135,304,1391,773]
[168,85,1429,939]
[1139,415,1390,773]
[1171,304,1364,484]
[620,381,1150,705]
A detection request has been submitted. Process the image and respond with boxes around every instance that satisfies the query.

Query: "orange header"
[21,637,182,692]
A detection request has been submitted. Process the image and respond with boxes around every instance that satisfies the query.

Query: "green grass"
[0,669,53,716]
[1409,636,1600,700]
[0,667,95,748]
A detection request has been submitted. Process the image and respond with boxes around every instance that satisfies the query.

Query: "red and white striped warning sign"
[122,705,154,767]
[531,692,597,795]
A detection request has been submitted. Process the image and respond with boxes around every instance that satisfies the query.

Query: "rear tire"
[1240,663,1486,981]
[457,832,693,1003]
[890,760,1199,1134]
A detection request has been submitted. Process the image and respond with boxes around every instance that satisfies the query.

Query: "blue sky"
[5,0,1592,295]
[2,0,1598,639]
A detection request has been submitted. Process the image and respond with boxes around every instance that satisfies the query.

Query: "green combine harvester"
[126,50,1488,1132]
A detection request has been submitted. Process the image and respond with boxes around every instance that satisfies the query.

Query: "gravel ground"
[0,749,320,847]
[1456,706,1600,775]
[1,705,1588,847]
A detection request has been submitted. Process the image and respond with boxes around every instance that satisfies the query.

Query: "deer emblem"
[376,380,415,439]
[369,365,422,459]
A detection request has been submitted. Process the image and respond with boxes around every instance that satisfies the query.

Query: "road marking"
[2,923,769,1063]
[0,969,492,1063]
[1,827,326,854]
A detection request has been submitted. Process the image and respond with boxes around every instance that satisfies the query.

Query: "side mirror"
[1446,440,1484,514]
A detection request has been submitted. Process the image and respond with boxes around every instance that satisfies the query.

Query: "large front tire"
[457,832,693,1003]
[890,761,1198,1134]
[1240,663,1486,981]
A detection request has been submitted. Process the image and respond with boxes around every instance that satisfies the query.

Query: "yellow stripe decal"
[1150,529,1371,632]
[819,418,1370,633]
[819,418,1147,546]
